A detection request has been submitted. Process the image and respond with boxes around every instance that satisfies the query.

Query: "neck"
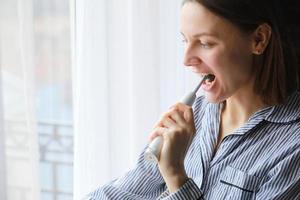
[222,87,268,126]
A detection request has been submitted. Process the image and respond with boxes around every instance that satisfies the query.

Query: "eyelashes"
[181,39,213,49]
[199,42,212,49]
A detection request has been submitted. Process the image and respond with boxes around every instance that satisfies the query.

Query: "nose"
[183,44,201,67]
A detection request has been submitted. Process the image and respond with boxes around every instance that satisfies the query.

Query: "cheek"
[229,47,253,72]
[202,49,227,76]
[208,47,253,81]
[203,48,254,101]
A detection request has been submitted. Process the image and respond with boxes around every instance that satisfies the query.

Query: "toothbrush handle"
[179,91,197,106]
[144,92,196,162]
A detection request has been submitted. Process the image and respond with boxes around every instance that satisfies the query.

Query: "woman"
[87,0,300,199]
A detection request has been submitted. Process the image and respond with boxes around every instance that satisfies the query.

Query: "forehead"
[180,2,240,39]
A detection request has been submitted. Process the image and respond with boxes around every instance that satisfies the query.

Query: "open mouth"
[202,73,215,84]
[204,74,215,83]
[201,73,216,90]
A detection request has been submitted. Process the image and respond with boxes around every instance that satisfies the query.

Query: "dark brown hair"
[182,0,300,105]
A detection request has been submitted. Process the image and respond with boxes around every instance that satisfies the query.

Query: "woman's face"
[180,2,255,103]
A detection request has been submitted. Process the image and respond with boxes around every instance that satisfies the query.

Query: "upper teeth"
[202,74,215,82]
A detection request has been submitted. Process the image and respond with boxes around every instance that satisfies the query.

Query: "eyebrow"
[180,31,219,38]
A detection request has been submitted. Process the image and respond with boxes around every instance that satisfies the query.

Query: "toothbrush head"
[204,74,215,82]
[193,74,216,94]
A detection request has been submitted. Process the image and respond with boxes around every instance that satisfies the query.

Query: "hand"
[148,103,196,192]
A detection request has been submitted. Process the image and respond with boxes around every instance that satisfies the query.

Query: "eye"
[200,42,212,49]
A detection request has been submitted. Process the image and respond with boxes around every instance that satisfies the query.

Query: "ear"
[252,23,272,55]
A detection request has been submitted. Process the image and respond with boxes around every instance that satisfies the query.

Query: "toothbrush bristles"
[205,74,215,82]
[193,74,215,93]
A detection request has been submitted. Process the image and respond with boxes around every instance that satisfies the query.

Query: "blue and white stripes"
[86,92,300,200]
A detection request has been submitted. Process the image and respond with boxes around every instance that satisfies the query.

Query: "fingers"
[154,103,192,128]
[161,117,177,128]
[171,103,194,123]
[168,103,194,124]
[148,127,167,141]
[169,110,185,126]
[149,102,195,141]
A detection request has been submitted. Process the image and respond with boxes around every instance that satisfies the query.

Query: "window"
[34,0,73,199]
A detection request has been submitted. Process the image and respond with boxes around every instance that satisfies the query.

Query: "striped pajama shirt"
[86,91,300,200]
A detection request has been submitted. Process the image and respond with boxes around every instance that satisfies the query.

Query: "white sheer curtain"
[0,70,6,200]
[73,0,200,199]
[0,0,40,199]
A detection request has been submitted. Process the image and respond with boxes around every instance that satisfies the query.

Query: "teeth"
[203,74,215,83]
[200,73,208,78]
[205,79,214,85]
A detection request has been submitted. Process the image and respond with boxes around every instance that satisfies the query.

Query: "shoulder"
[265,91,300,124]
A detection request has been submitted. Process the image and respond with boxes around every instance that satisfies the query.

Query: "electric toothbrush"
[144,74,215,163]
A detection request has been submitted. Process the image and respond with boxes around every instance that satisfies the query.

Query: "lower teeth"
[205,79,212,84]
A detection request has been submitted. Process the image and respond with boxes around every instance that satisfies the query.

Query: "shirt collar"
[265,91,300,123]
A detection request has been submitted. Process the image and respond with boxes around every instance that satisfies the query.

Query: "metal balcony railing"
[38,120,73,200]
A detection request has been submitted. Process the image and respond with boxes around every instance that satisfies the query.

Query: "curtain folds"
[73,0,199,199]
[0,0,40,200]
[0,69,6,200]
